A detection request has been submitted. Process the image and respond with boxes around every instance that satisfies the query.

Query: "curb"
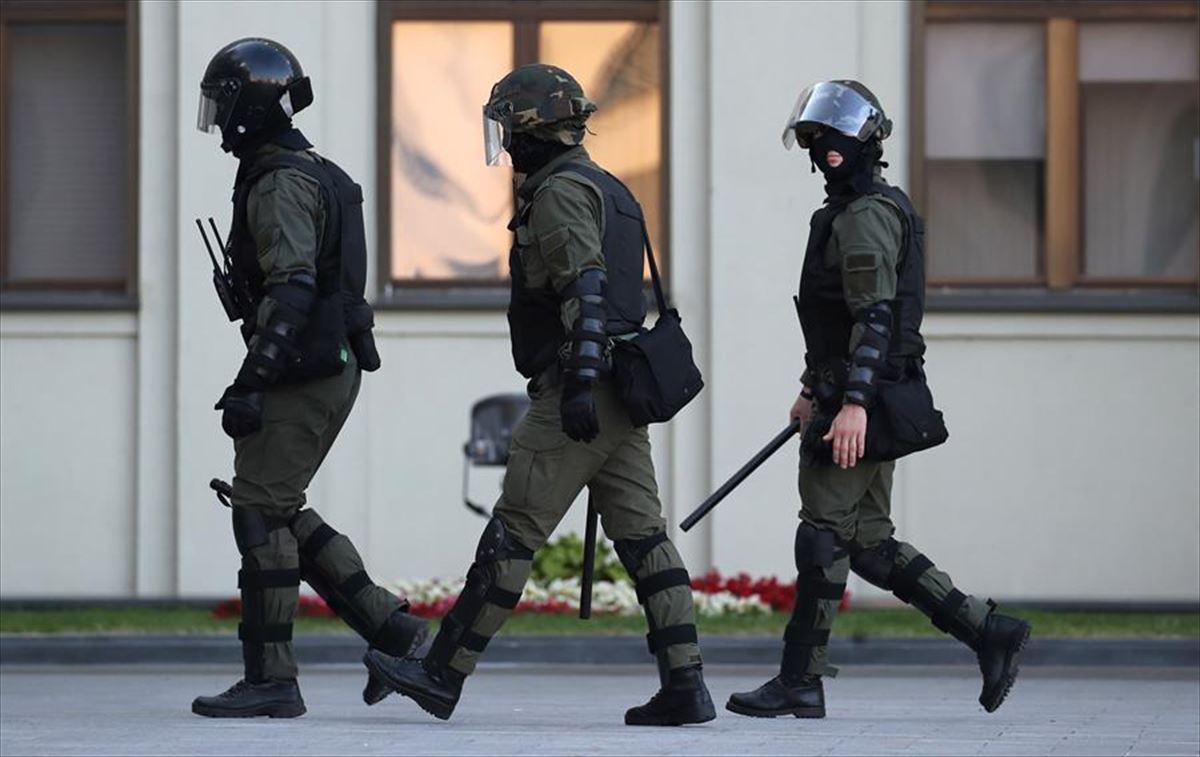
[2,634,1197,668]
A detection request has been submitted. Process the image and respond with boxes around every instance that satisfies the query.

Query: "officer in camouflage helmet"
[725,80,1032,720]
[189,38,427,718]
[364,64,716,727]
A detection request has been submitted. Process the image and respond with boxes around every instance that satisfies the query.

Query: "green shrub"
[531,532,628,583]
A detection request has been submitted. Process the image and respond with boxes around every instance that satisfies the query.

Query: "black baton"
[579,500,598,620]
[680,419,803,532]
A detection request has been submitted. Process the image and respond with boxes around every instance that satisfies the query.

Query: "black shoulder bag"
[610,222,704,427]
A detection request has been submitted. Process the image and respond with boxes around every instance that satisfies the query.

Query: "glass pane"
[5,24,127,285]
[1080,22,1198,84]
[924,23,1044,280]
[540,21,661,275]
[1081,23,1199,280]
[390,22,513,282]
[925,23,1045,160]
[925,161,1042,280]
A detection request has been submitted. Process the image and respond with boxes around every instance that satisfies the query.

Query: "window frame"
[376,0,669,309]
[912,0,1199,309]
[0,0,139,308]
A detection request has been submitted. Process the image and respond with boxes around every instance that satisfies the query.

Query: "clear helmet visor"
[196,92,222,134]
[781,81,878,149]
[482,108,511,167]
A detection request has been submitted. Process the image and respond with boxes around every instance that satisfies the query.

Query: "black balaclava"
[508,131,573,176]
[808,129,879,200]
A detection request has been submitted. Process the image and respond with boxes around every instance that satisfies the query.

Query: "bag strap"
[639,219,669,314]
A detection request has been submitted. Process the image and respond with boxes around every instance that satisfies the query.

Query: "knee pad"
[794,523,844,571]
[475,516,534,565]
[613,531,669,576]
[849,537,899,590]
[231,506,289,556]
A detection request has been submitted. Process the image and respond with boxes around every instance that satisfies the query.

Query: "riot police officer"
[363,64,715,727]
[726,81,1032,719]
[190,38,426,718]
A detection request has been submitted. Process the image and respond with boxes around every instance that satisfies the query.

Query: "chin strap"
[843,301,892,408]
[560,269,609,385]
[236,272,317,389]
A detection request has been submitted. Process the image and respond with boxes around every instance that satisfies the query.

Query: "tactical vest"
[227,149,374,339]
[796,182,927,379]
[507,162,648,379]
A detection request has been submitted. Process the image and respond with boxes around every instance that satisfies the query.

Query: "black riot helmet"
[197,38,313,153]
[782,79,892,150]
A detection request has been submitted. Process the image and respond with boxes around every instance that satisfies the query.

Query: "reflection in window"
[390,22,514,282]
[1080,23,1199,280]
[924,23,1045,281]
[540,21,662,271]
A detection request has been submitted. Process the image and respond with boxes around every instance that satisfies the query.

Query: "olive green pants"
[449,375,702,675]
[229,356,402,680]
[790,456,991,677]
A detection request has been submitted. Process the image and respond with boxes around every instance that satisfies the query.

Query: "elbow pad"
[561,269,609,384]
[236,273,317,389]
[844,302,892,408]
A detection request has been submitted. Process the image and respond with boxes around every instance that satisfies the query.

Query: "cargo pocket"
[503,419,568,509]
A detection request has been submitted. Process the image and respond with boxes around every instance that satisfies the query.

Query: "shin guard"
[781,523,848,678]
[290,509,405,646]
[615,532,702,673]
[425,517,533,677]
[232,507,301,682]
[849,537,987,649]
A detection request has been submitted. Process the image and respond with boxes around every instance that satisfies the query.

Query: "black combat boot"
[363,649,464,720]
[976,612,1031,713]
[362,610,430,706]
[625,664,716,726]
[191,678,306,718]
[726,673,825,718]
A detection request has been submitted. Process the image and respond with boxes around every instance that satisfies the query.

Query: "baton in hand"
[680,419,803,532]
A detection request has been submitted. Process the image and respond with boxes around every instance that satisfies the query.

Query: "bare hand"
[790,389,814,426]
[823,403,867,468]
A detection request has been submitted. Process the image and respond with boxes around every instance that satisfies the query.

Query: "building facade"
[2,0,1197,604]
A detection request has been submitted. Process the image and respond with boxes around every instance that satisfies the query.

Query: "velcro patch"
[844,252,879,272]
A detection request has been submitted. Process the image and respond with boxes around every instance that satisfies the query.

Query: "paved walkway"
[1,664,1197,756]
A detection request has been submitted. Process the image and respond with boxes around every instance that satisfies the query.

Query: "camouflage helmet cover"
[484,64,597,146]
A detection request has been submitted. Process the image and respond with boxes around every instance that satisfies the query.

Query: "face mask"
[808,130,867,180]
[507,132,572,175]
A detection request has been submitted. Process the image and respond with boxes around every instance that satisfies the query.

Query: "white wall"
[1,0,1197,603]
[0,314,137,596]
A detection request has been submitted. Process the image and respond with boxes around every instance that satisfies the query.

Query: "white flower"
[388,577,772,617]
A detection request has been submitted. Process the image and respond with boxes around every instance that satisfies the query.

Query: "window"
[915,1,1198,302]
[378,1,664,305]
[0,0,137,304]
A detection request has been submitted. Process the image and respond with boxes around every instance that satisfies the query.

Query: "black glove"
[561,380,600,443]
[214,383,264,439]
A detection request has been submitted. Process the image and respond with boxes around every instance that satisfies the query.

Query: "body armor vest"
[228,149,374,339]
[796,182,927,378]
[508,162,648,378]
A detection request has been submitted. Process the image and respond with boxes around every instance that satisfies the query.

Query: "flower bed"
[213,571,849,619]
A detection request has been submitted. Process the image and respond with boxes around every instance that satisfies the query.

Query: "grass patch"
[1,606,1196,639]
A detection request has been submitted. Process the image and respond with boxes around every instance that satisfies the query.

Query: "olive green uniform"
[442,147,701,678]
[792,183,990,678]
[230,144,404,681]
